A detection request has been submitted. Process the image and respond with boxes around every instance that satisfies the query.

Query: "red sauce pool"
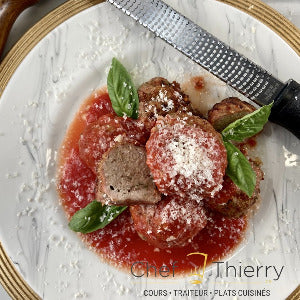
[57,89,248,276]
[247,138,257,148]
[191,76,205,90]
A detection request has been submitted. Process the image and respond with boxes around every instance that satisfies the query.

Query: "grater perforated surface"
[108,0,285,104]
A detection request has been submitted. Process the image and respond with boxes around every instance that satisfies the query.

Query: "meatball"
[208,97,255,132]
[204,159,264,217]
[79,114,149,174]
[138,77,192,125]
[146,113,227,200]
[130,195,207,248]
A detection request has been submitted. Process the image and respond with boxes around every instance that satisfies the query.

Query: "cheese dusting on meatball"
[146,113,227,201]
[167,133,217,184]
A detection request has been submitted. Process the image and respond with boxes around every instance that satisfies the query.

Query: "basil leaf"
[68,201,127,234]
[224,141,256,197]
[222,102,273,142]
[107,58,139,119]
[97,205,127,229]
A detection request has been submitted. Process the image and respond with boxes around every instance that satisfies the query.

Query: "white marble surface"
[0,1,299,299]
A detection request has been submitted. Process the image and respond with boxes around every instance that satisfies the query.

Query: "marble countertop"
[0,0,299,299]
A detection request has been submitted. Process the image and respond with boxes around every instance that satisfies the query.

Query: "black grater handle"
[270,79,300,139]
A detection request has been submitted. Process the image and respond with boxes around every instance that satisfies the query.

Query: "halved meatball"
[146,113,227,200]
[78,114,149,174]
[208,97,256,132]
[138,77,192,125]
[130,195,207,248]
[97,143,161,206]
[204,159,264,217]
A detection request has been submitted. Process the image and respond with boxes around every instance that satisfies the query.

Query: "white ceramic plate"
[0,1,299,299]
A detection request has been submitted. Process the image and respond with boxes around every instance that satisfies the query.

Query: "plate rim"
[0,0,299,299]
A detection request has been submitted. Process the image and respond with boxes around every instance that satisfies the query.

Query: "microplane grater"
[107,0,300,139]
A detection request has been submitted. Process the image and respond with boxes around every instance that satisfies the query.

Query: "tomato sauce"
[191,76,205,90]
[57,89,248,275]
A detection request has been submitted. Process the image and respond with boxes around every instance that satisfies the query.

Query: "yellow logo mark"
[187,252,208,284]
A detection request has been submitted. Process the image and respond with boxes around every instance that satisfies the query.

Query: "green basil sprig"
[221,102,273,197]
[222,102,273,142]
[107,58,139,119]
[223,141,256,197]
[68,201,127,234]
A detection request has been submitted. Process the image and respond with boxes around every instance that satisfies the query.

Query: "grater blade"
[107,0,285,105]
